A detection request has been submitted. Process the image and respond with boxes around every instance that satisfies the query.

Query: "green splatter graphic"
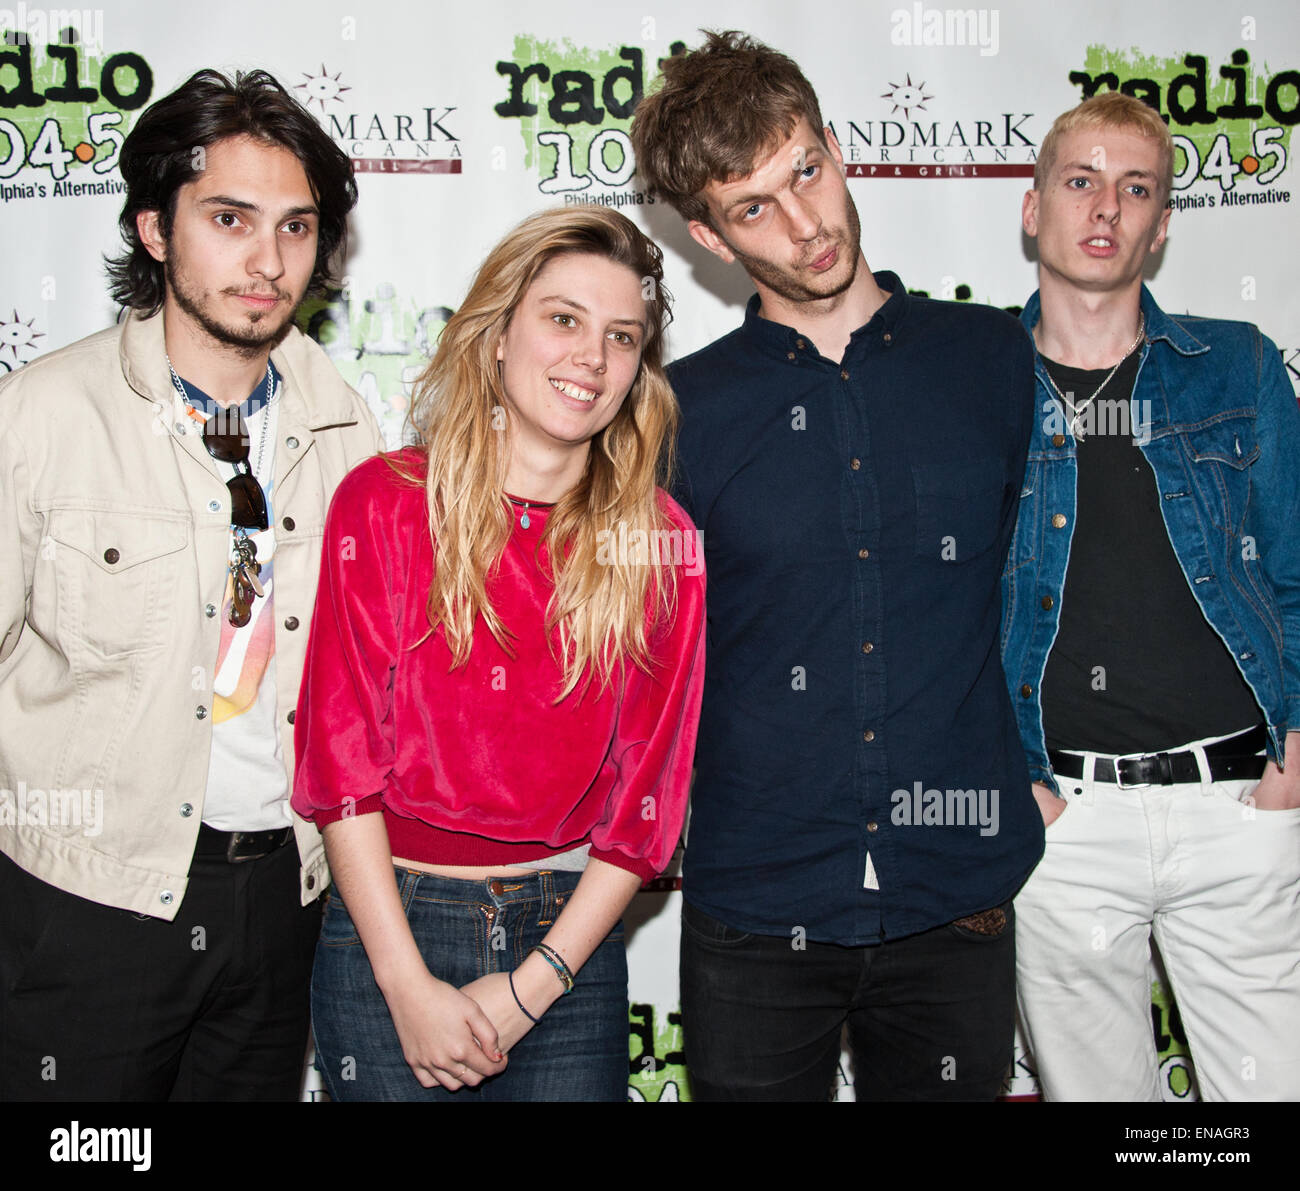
[1078,46,1292,184]
[627,1000,689,1102]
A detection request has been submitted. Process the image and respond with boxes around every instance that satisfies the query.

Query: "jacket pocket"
[1182,414,1258,533]
[913,461,1005,562]
[48,508,189,658]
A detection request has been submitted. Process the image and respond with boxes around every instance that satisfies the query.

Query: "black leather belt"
[196,823,295,863]
[1049,726,1268,787]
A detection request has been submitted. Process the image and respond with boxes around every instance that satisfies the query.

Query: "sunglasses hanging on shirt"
[169,359,274,628]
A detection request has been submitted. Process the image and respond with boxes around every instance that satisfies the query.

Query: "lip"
[807,244,839,273]
[1079,236,1118,258]
[232,292,282,311]
[548,376,601,407]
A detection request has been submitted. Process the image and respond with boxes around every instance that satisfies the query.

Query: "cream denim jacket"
[0,311,383,919]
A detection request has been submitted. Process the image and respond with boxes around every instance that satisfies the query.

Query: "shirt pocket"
[1182,414,1258,533]
[912,461,1005,563]
[47,508,190,658]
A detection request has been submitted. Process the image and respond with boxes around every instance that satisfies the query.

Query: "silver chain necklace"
[1043,314,1145,440]
[166,356,275,480]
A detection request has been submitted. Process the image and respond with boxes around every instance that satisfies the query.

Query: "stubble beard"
[722,191,865,307]
[164,255,302,359]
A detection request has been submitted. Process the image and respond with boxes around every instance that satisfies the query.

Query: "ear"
[1021,189,1040,239]
[823,125,846,172]
[688,219,735,265]
[137,210,167,263]
[1150,205,1171,254]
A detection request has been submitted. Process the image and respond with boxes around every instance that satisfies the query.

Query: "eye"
[215,211,242,228]
[609,330,638,347]
[741,202,763,221]
[282,219,311,235]
[551,312,576,327]
[1066,176,1090,189]
[1126,184,1149,198]
[799,163,819,180]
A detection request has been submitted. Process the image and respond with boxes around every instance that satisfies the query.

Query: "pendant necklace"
[1043,314,1145,440]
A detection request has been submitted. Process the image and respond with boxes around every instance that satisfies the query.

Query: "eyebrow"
[1060,162,1159,181]
[196,195,320,218]
[539,295,646,330]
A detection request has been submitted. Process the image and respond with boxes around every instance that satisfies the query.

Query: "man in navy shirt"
[632,31,1041,1100]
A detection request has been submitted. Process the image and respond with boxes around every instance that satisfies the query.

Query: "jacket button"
[306,873,315,890]
[1040,595,1054,610]
[1051,433,1065,447]
[208,500,221,513]
[1020,684,1034,698]
[1051,513,1067,529]
[284,616,299,631]
[205,603,217,618]
[179,803,193,817]
[160,891,174,906]
[286,436,300,449]
[287,709,295,725]
[103,547,120,564]
[195,706,208,719]
[282,516,296,531]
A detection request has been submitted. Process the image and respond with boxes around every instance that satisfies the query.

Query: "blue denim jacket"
[1001,286,1300,791]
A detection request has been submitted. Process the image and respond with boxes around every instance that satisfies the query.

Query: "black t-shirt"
[1039,351,1261,754]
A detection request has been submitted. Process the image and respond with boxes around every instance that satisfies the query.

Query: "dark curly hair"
[106,69,357,313]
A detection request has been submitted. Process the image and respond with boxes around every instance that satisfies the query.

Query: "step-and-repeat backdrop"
[2,0,1295,1101]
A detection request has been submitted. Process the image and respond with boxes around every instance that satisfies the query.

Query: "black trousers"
[680,898,1016,1101]
[0,840,321,1101]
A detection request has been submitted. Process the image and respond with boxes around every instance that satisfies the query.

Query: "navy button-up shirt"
[668,272,1042,945]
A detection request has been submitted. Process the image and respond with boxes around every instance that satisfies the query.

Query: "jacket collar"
[118,308,361,430]
[1020,284,1210,360]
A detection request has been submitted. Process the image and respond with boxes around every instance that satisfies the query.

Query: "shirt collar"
[1020,285,1210,360]
[740,269,911,362]
[171,359,282,421]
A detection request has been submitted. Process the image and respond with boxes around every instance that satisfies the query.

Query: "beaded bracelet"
[530,942,574,994]
[508,969,540,1023]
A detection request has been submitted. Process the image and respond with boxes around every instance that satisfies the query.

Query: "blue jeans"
[679,898,1015,1101]
[311,867,628,1101]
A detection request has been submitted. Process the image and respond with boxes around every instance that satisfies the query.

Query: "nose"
[1093,182,1121,223]
[780,192,822,242]
[247,228,286,281]
[571,326,607,373]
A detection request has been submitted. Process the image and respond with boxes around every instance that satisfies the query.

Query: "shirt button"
[102,547,120,564]
[208,499,221,513]
[840,369,850,381]
[787,351,796,361]
[850,458,861,471]
[179,803,193,817]
[195,706,208,719]
[1040,595,1054,610]
[795,338,806,350]
[861,642,873,654]
[857,548,869,560]
[866,821,879,832]
[883,332,892,344]
[1051,513,1067,529]
[1051,433,1066,447]
[284,616,300,631]
[159,891,174,906]
[862,729,875,742]
[1020,684,1034,698]
[283,516,296,531]
[286,436,300,449]
[306,873,316,891]
[287,709,296,725]
[205,603,217,618]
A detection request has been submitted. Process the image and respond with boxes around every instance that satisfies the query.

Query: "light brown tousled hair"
[1035,91,1175,201]
[630,29,825,225]
[400,206,679,699]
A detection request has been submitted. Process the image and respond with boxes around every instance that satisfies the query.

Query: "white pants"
[1015,737,1300,1101]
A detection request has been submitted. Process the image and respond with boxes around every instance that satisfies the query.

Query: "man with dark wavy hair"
[0,69,381,1100]
[632,31,1041,1101]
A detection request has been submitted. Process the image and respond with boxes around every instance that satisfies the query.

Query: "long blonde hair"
[403,206,680,697]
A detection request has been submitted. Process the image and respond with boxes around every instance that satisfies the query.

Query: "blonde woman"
[291,208,705,1101]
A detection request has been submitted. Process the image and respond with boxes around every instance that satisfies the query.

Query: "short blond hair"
[1035,92,1174,199]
